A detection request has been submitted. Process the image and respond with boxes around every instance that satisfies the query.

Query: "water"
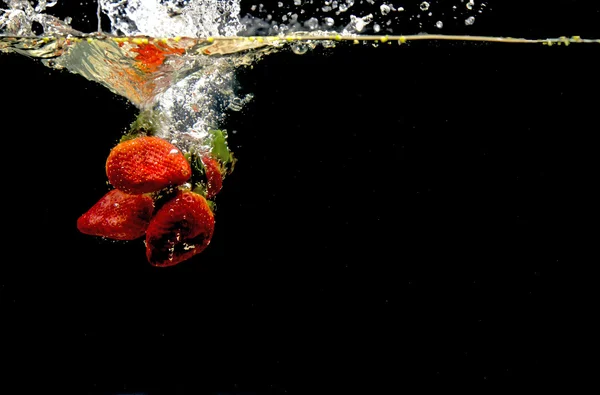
[1,1,598,154]
[1,2,598,389]
[1,0,598,259]
[3,1,597,152]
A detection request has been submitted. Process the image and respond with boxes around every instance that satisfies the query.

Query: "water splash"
[1,0,273,156]
[0,0,78,36]
[99,0,244,38]
[1,0,598,154]
[1,0,598,266]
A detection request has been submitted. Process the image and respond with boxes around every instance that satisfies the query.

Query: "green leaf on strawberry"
[121,110,164,142]
[208,129,236,173]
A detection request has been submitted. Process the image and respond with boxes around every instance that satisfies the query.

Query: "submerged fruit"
[201,155,223,199]
[77,189,154,241]
[106,136,191,194]
[131,41,185,73]
[145,190,215,267]
[79,124,232,266]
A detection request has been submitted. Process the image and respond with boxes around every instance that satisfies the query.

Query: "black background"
[0,1,598,394]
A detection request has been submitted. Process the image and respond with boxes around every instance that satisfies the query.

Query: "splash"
[99,0,244,38]
[1,0,598,266]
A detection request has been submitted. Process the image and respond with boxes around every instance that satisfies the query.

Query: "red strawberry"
[106,136,192,194]
[145,190,215,267]
[201,156,223,199]
[77,189,154,240]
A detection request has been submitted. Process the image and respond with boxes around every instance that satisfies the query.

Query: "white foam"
[99,0,244,38]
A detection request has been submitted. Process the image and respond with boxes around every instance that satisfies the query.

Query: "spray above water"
[1,0,598,266]
[99,0,244,37]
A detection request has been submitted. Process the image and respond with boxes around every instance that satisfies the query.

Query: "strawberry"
[145,190,215,267]
[77,189,154,240]
[106,136,192,195]
[186,129,235,200]
[200,156,223,199]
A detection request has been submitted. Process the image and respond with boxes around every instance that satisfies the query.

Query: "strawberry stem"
[124,110,164,141]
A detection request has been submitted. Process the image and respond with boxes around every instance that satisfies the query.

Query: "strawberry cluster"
[77,133,230,267]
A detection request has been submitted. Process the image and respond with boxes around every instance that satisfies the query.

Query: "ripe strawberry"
[201,156,223,199]
[77,189,154,240]
[106,136,191,195]
[145,190,215,267]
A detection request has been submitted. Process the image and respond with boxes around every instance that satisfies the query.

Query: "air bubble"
[291,41,309,55]
[228,97,244,111]
[420,2,430,11]
[380,5,390,15]
[466,1,475,10]
[436,21,443,29]
[465,16,475,25]
[324,17,335,27]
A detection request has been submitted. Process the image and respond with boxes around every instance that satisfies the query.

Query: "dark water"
[1,1,598,394]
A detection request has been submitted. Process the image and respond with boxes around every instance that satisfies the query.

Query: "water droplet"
[420,2,430,11]
[305,17,319,30]
[465,16,475,25]
[347,14,372,33]
[436,21,443,29]
[380,5,391,15]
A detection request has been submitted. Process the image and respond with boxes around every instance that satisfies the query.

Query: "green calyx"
[189,152,206,188]
[184,129,235,200]
[208,129,236,172]
[205,199,216,213]
[120,110,164,142]
[185,150,210,199]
